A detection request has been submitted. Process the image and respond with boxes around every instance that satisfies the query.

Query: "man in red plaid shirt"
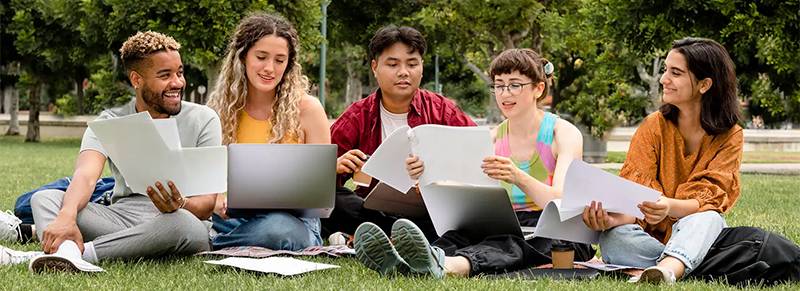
[321,25,476,241]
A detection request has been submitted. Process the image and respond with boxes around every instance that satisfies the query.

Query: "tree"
[1,0,21,135]
[413,0,554,122]
[81,0,323,95]
[585,0,800,126]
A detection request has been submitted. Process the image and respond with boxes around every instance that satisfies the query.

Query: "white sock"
[82,242,98,263]
[54,240,83,258]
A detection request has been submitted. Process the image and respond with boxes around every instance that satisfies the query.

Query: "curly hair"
[207,12,309,145]
[120,31,181,73]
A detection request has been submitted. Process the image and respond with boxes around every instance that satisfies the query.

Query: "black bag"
[689,226,800,286]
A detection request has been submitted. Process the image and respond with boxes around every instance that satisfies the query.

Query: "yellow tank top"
[236,110,300,144]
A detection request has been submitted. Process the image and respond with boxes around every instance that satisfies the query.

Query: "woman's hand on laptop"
[337,149,367,174]
[146,181,185,213]
[405,155,424,180]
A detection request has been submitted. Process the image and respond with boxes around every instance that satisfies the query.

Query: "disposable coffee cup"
[551,243,575,269]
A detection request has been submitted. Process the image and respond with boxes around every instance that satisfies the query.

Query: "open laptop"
[419,183,535,240]
[226,144,336,218]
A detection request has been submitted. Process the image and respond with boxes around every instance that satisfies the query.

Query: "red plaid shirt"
[331,88,476,197]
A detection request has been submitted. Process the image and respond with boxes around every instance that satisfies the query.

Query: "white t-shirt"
[379,101,409,141]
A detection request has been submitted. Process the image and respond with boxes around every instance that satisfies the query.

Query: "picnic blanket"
[197,245,356,258]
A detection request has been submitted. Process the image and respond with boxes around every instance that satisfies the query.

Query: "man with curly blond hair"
[0,31,221,273]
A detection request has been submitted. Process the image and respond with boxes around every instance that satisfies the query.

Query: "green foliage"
[54,93,78,116]
[85,68,133,113]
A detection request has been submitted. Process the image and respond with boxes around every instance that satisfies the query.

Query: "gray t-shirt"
[80,99,222,201]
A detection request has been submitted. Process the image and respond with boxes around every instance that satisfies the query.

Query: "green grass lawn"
[1,135,799,290]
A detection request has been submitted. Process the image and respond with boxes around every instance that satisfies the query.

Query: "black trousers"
[320,186,439,242]
[433,211,596,275]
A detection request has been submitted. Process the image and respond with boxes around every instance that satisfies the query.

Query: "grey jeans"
[31,189,211,261]
[598,211,727,273]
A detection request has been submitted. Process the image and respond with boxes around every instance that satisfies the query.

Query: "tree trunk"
[344,60,363,105]
[5,87,20,135]
[25,82,41,142]
[637,57,662,112]
[75,77,85,115]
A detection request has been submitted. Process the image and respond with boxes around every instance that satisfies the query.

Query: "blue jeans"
[211,211,322,251]
[599,211,726,274]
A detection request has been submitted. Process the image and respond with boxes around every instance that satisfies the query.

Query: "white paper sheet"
[204,257,339,276]
[153,119,181,150]
[361,126,414,192]
[575,261,641,271]
[410,125,496,187]
[88,112,227,196]
[561,160,661,219]
[532,199,599,244]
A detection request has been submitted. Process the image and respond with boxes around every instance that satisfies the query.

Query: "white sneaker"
[1,245,42,265]
[327,232,352,247]
[0,210,22,242]
[630,266,677,284]
[28,241,104,273]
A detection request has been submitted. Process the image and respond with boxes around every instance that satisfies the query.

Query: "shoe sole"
[354,223,404,276]
[29,256,80,273]
[391,219,439,275]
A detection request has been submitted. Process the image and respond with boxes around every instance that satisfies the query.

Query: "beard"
[141,83,182,116]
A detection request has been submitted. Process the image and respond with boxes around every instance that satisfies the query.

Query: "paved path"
[595,163,800,175]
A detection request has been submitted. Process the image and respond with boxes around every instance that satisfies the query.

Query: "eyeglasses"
[488,82,533,95]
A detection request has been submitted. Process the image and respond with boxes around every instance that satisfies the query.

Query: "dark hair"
[368,25,427,61]
[489,48,553,101]
[231,12,299,75]
[660,37,741,135]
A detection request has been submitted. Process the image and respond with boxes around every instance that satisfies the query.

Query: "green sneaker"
[391,219,446,279]
[354,222,409,276]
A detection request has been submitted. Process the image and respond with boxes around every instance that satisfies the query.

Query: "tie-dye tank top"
[494,112,558,211]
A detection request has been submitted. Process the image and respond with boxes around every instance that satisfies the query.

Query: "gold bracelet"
[179,197,187,209]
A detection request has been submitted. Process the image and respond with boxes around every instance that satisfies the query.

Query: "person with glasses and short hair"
[353,48,595,278]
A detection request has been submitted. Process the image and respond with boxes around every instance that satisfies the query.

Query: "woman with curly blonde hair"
[206,12,330,250]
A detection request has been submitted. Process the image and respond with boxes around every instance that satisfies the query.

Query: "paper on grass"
[575,261,641,272]
[561,160,661,219]
[410,125,495,187]
[204,257,339,276]
[88,112,226,196]
[361,126,414,192]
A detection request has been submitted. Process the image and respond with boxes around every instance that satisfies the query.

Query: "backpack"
[689,226,800,286]
[13,177,115,224]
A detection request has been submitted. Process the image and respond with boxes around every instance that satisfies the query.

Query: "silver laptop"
[226,144,336,218]
[419,183,535,240]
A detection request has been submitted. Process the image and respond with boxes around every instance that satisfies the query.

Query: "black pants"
[433,211,595,275]
[320,186,439,242]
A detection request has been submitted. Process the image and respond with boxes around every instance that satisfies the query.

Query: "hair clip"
[543,61,554,76]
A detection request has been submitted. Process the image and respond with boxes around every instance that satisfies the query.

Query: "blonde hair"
[207,12,309,145]
[120,31,181,73]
